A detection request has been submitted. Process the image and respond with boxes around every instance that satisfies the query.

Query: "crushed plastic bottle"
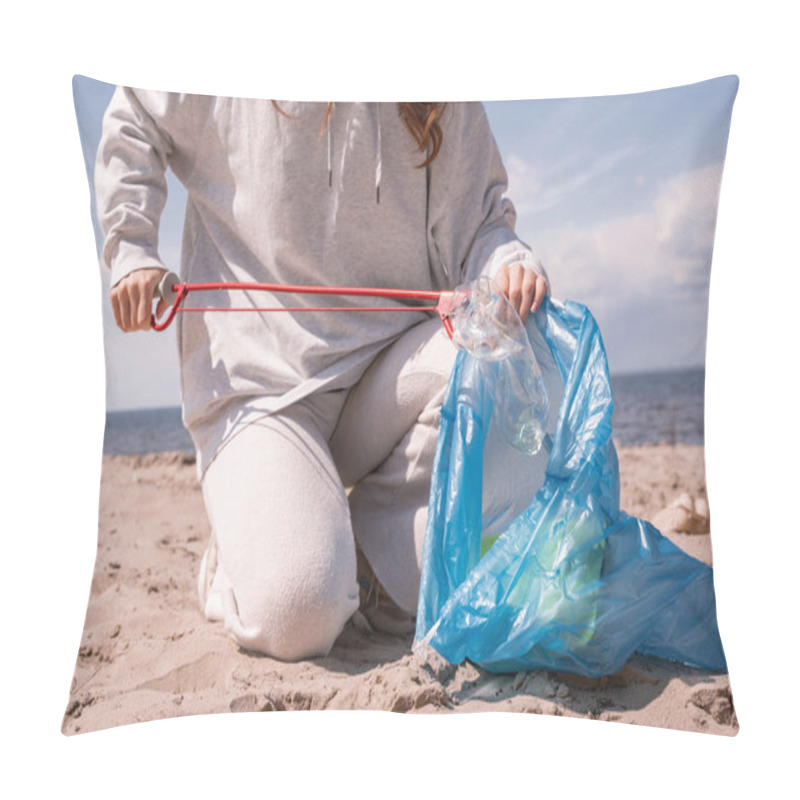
[446,276,549,455]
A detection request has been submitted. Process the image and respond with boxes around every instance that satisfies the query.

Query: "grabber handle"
[151,271,185,331]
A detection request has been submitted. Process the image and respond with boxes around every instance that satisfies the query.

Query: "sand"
[62,444,736,737]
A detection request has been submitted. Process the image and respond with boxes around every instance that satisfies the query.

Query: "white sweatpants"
[199,317,560,660]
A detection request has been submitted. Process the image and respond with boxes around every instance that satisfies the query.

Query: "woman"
[96,92,550,660]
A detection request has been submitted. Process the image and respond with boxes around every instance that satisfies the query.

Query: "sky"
[73,75,737,410]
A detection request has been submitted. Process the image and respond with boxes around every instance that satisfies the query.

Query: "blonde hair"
[271,101,446,166]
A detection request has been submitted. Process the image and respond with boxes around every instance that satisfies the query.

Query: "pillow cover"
[64,75,738,736]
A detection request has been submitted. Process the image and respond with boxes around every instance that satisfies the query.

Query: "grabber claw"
[436,292,455,338]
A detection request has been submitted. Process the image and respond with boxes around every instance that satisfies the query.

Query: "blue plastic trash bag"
[415,294,727,677]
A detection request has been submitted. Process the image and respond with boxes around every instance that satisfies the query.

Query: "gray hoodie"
[96,91,545,474]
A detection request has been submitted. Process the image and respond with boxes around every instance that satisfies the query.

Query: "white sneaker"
[356,547,416,637]
[197,532,226,622]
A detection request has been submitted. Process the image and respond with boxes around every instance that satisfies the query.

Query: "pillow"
[64,75,738,736]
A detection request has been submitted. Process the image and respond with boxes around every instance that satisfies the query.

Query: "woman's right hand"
[494,263,548,324]
[110,268,168,332]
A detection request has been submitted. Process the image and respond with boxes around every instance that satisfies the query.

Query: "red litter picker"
[151,271,458,338]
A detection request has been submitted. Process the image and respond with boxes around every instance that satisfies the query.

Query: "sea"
[102,367,706,456]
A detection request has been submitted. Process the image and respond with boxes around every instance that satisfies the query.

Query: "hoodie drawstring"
[327,107,333,189]
[375,103,382,204]
[326,103,381,204]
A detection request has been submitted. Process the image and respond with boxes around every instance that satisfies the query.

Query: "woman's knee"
[221,565,360,660]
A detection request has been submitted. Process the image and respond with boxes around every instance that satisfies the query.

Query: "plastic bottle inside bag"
[447,276,549,455]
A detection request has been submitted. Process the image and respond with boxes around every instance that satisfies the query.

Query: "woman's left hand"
[494,263,548,323]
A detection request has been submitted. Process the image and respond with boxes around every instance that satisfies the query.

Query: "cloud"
[525,162,725,298]
[506,144,640,220]
[654,162,725,290]
[515,162,726,372]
